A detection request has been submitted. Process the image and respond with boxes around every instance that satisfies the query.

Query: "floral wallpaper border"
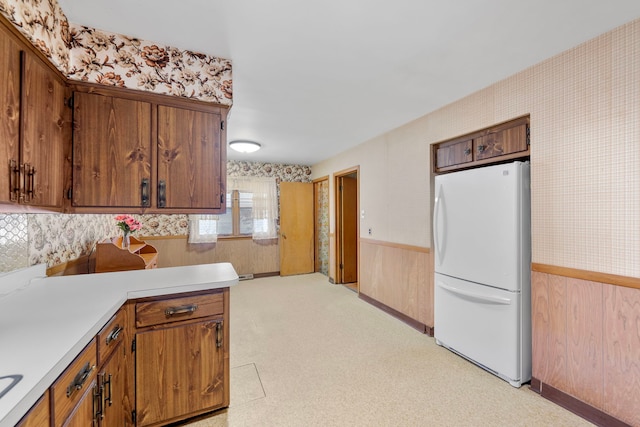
[67,24,232,105]
[0,0,232,105]
[0,0,70,72]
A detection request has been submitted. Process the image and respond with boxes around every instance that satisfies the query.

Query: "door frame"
[334,166,359,286]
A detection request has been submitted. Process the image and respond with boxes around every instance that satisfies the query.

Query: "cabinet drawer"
[51,338,97,427]
[136,292,224,328]
[97,308,126,365]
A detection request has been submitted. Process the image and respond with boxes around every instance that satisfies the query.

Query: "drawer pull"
[165,304,198,317]
[106,325,123,345]
[67,362,95,397]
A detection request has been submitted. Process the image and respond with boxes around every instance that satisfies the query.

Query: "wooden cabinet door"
[435,138,473,170]
[99,342,128,427]
[16,391,50,427]
[72,92,152,207]
[475,122,528,161]
[0,23,21,204]
[136,319,225,426]
[157,105,223,210]
[61,380,98,427]
[20,50,67,208]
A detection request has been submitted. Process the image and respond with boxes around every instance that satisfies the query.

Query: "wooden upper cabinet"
[72,91,152,208]
[157,105,223,210]
[69,84,227,213]
[435,138,473,169]
[21,50,68,208]
[0,23,21,204]
[433,116,529,173]
[475,119,528,161]
[0,21,68,209]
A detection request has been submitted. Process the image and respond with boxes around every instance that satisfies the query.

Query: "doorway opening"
[313,176,330,276]
[334,167,359,291]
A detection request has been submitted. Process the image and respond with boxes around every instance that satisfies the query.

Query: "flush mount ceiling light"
[229,140,261,153]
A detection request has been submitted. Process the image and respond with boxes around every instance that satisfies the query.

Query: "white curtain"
[228,176,278,240]
[188,214,218,243]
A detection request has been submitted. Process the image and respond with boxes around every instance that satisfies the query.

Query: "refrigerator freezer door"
[434,273,524,386]
[433,161,529,292]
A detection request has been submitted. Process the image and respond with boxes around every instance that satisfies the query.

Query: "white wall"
[313,17,640,278]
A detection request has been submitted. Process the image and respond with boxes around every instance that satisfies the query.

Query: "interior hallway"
[185,274,593,427]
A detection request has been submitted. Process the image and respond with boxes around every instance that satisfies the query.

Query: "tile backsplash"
[0,214,28,272]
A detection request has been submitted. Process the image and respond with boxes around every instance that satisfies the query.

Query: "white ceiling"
[57,0,640,166]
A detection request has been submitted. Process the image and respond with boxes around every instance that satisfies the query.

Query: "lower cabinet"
[61,378,98,427]
[16,390,50,427]
[134,289,229,426]
[16,288,229,426]
[51,338,98,426]
[98,340,128,426]
[96,307,131,426]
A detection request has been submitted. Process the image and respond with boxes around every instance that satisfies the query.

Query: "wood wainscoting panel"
[531,271,550,383]
[531,265,640,426]
[143,236,279,275]
[566,278,603,409]
[603,284,640,426]
[359,239,431,327]
[547,273,568,391]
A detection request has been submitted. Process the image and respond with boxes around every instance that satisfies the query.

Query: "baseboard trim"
[253,271,280,278]
[529,377,542,393]
[358,292,432,336]
[534,378,632,427]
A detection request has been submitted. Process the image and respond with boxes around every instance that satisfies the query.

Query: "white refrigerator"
[433,161,531,387]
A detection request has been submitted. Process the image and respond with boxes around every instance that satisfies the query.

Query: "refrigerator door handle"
[438,282,513,305]
[433,184,445,264]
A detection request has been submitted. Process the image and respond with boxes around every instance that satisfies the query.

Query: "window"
[217,190,254,237]
[188,177,277,242]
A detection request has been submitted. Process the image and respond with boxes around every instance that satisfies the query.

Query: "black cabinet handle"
[158,180,166,208]
[105,325,123,345]
[141,178,149,207]
[216,321,223,348]
[9,159,19,202]
[165,304,197,316]
[66,362,95,397]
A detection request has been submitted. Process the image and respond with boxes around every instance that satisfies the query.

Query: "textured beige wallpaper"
[313,18,640,278]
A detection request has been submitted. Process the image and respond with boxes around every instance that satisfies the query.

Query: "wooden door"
[99,342,128,427]
[157,105,222,210]
[60,380,97,427]
[280,181,314,276]
[0,23,21,204]
[136,319,225,426]
[339,175,358,283]
[21,50,67,208]
[72,92,151,207]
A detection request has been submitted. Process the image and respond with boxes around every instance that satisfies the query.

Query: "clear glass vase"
[122,231,130,249]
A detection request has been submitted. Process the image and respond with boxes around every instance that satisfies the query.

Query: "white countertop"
[0,263,238,427]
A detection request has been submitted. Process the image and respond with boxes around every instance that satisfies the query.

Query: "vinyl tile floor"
[184,273,594,427]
